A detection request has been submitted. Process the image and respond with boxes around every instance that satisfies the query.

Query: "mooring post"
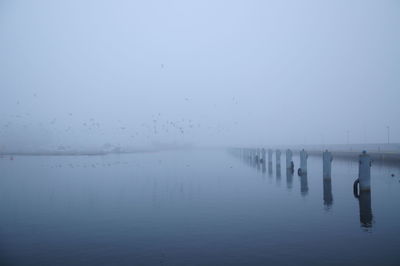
[268,149,273,165]
[299,149,308,175]
[261,148,266,164]
[358,150,372,191]
[267,149,272,175]
[286,149,293,170]
[255,148,259,163]
[322,150,333,179]
[276,149,281,166]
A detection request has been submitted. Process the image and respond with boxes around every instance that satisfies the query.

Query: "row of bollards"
[231,147,372,192]
[229,147,374,229]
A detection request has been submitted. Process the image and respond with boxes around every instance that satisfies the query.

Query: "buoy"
[353,178,360,198]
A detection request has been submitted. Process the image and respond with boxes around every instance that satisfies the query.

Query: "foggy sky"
[1,0,399,151]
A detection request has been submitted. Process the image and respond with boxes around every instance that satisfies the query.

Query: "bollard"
[268,149,273,164]
[253,148,258,166]
[261,148,266,164]
[268,149,273,175]
[299,149,308,175]
[358,150,372,191]
[286,149,293,170]
[256,148,260,163]
[276,149,281,166]
[322,150,333,179]
[323,179,333,209]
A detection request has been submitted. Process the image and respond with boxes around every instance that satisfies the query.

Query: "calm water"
[1,150,400,265]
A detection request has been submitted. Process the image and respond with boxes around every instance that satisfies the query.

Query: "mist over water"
[1,0,399,151]
[1,1,400,265]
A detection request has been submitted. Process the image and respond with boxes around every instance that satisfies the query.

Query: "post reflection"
[268,162,273,177]
[262,161,266,174]
[323,178,333,210]
[286,168,293,189]
[232,148,375,232]
[300,174,308,196]
[276,163,281,178]
[276,164,281,185]
[357,191,373,229]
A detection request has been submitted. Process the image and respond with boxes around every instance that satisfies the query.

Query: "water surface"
[0,150,399,265]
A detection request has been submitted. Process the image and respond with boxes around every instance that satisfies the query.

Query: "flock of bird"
[0,94,241,152]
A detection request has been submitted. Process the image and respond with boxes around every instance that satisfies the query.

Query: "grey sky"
[1,0,399,150]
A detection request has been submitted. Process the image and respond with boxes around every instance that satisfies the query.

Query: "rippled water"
[1,150,400,265]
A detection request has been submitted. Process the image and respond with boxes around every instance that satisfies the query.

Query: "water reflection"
[231,149,378,233]
[286,169,293,189]
[323,179,333,210]
[300,174,308,196]
[276,164,281,185]
[262,161,266,174]
[353,159,374,230]
[276,163,281,177]
[356,191,374,230]
[268,162,273,176]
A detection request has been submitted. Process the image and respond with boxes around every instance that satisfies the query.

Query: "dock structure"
[229,145,400,197]
[228,145,384,229]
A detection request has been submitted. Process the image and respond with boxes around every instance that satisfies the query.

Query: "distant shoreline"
[0,150,149,156]
[0,147,193,157]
